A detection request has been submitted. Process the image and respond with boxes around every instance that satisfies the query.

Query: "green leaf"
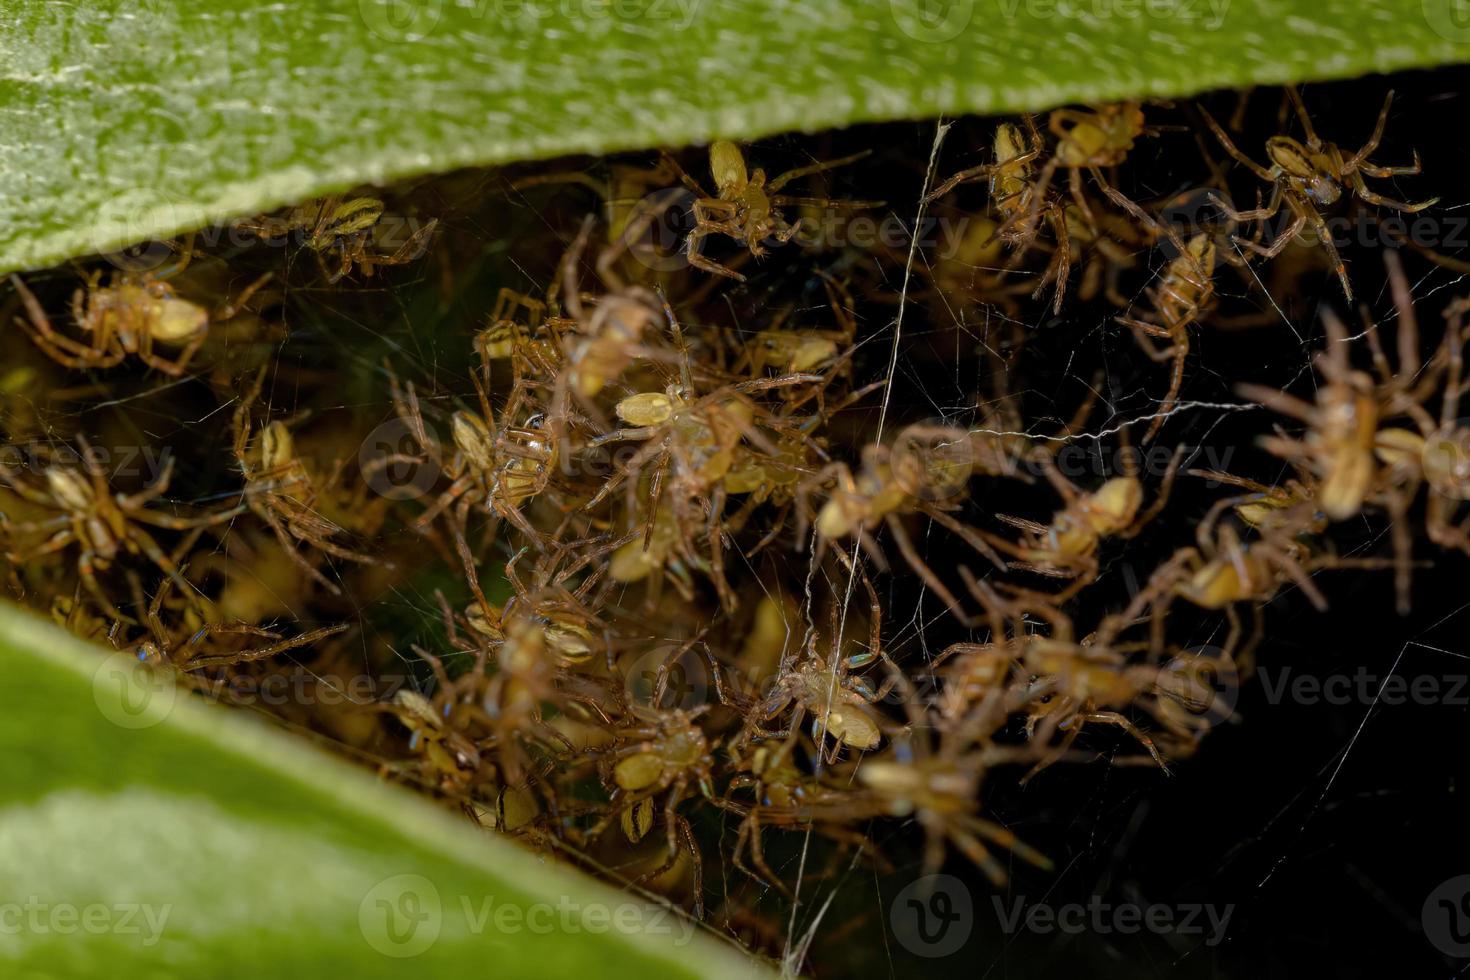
[1,0,1466,274]
[0,601,764,979]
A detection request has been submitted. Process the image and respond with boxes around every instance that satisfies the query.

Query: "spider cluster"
[5,81,1468,970]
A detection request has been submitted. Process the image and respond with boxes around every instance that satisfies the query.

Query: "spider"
[475,286,570,387]
[666,140,882,280]
[1116,234,1219,442]
[1200,87,1437,300]
[589,356,818,610]
[0,438,245,620]
[925,116,1085,313]
[1169,508,1330,613]
[555,209,673,405]
[1373,290,1470,563]
[715,739,890,898]
[120,576,348,674]
[9,255,271,377]
[858,694,1052,887]
[983,439,1183,601]
[233,195,438,283]
[379,367,555,614]
[1238,258,1445,581]
[232,369,379,596]
[588,705,714,915]
[966,577,1191,779]
[739,643,887,765]
[796,425,1009,623]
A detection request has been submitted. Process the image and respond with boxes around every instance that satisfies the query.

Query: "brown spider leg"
[1258,542,1329,610]
[1385,493,1415,615]
[1091,166,1193,262]
[735,811,796,900]
[1230,193,1301,252]
[1210,184,1282,224]
[685,215,745,267]
[135,331,202,377]
[254,501,346,595]
[373,218,440,268]
[213,271,274,320]
[1066,168,1099,229]
[1349,170,1439,213]
[1119,447,1184,536]
[121,522,205,599]
[924,162,1001,203]
[487,493,544,551]
[74,549,127,621]
[1036,206,1074,315]
[1237,380,1318,423]
[1357,155,1424,178]
[8,276,123,369]
[1197,106,1278,183]
[1022,714,1081,784]
[127,504,248,532]
[413,475,480,530]
[881,513,972,622]
[181,623,349,670]
[1341,90,1393,170]
[1118,313,1188,443]
[6,525,76,559]
[947,823,1020,887]
[1283,84,1322,147]
[767,194,883,212]
[704,482,737,613]
[921,505,1007,571]
[765,150,871,193]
